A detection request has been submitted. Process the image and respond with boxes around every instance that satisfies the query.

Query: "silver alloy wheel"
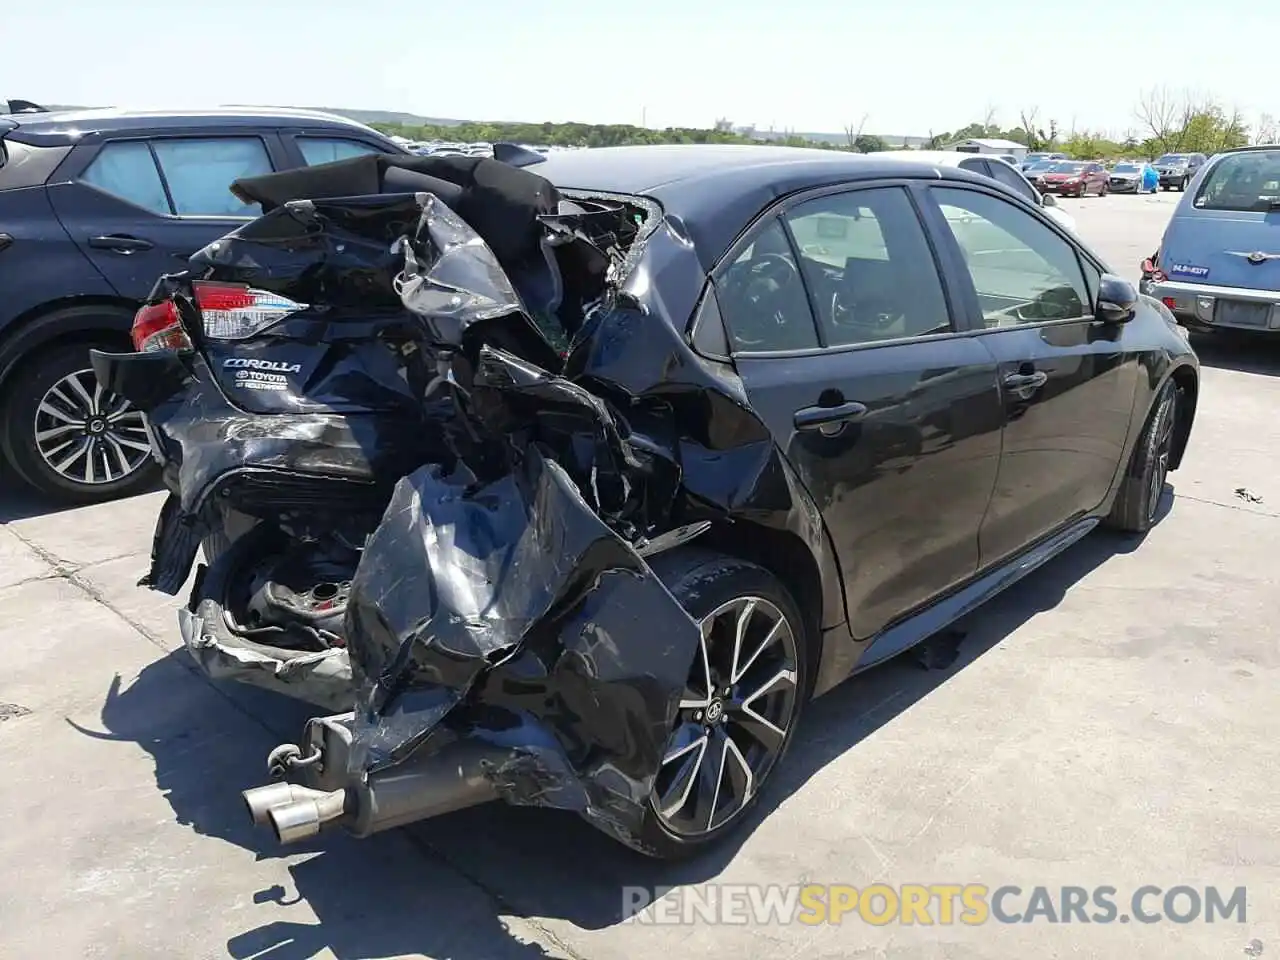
[1147,391,1177,522]
[32,368,152,485]
[652,596,799,837]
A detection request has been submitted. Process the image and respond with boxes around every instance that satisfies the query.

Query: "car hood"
[1043,172,1081,180]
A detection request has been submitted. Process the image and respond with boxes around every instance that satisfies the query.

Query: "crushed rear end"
[94,153,829,852]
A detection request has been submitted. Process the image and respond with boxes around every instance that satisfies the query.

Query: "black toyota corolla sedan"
[99,144,1198,860]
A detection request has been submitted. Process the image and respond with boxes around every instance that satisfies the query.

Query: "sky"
[7,0,1276,138]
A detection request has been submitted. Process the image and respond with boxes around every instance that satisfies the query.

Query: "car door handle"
[795,401,868,431]
[1003,371,1048,391]
[88,234,154,254]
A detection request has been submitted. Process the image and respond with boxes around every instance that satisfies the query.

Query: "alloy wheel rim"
[651,596,799,837]
[1147,394,1176,521]
[32,368,151,485]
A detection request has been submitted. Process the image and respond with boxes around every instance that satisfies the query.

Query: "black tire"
[1100,181,1109,197]
[624,550,813,860]
[1179,176,1188,192]
[1105,379,1178,534]
[0,330,159,504]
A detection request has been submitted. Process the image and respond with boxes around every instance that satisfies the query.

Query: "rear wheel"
[628,552,812,860]
[0,334,159,503]
[1105,379,1178,534]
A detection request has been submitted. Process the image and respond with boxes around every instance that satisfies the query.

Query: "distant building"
[946,138,1028,162]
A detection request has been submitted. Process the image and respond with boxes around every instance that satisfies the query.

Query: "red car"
[1037,161,1109,197]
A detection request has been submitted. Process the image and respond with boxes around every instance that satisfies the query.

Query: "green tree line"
[373,88,1262,162]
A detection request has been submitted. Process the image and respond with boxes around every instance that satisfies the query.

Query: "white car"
[874,150,1078,235]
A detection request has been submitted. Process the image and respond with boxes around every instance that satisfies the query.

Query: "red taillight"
[1161,297,1177,311]
[191,280,307,340]
[131,301,191,352]
[192,281,256,312]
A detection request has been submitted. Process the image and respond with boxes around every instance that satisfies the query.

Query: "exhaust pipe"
[267,788,348,844]
[244,726,506,845]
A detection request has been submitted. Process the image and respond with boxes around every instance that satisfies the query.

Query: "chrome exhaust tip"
[265,788,348,845]
[242,782,305,827]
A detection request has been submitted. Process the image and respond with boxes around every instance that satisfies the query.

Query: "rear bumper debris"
[178,605,354,712]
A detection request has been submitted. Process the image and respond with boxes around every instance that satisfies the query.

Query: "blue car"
[1140,145,1280,335]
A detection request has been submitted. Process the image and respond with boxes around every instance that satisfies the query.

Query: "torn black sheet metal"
[330,212,846,841]
[343,444,703,842]
[113,157,847,835]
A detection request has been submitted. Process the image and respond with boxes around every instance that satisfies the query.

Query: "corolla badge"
[222,357,302,374]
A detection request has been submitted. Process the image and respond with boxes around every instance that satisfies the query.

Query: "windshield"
[1113,163,1140,173]
[1156,154,1189,166]
[1026,161,1055,173]
[1194,150,1280,212]
[1048,162,1086,173]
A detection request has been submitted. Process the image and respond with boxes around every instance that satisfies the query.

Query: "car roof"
[1,106,387,146]
[530,144,985,266]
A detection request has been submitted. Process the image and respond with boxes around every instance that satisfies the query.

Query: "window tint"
[959,157,990,176]
[715,219,819,352]
[786,188,951,346]
[81,141,169,214]
[986,160,1037,204]
[151,138,272,216]
[933,186,1091,327]
[298,137,382,165]
[1194,150,1280,212]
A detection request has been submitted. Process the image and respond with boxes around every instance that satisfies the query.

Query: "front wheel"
[1179,176,1189,192]
[1100,181,1110,197]
[628,552,812,860]
[0,337,159,503]
[1105,379,1178,534]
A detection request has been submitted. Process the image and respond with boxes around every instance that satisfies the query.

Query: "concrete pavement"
[1,192,1278,958]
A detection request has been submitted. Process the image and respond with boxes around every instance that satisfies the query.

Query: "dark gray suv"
[1154,152,1207,191]
[0,107,404,502]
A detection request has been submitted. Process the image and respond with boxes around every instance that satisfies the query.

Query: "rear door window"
[714,219,821,352]
[298,136,385,165]
[81,141,170,215]
[785,187,952,345]
[151,137,273,216]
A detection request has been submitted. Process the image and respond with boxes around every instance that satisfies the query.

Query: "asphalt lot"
[2,191,1278,959]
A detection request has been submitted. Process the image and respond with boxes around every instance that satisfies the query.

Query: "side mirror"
[1041,192,1058,208]
[1095,273,1138,323]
